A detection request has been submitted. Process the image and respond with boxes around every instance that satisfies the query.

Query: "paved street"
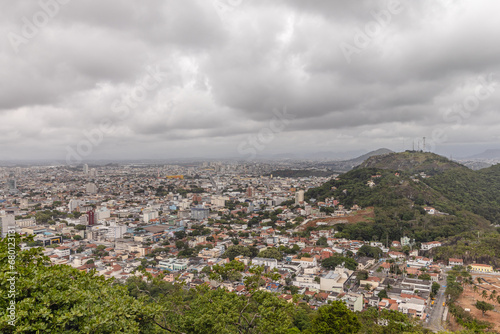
[425,281,447,332]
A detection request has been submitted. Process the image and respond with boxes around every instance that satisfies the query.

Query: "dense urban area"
[1,152,500,333]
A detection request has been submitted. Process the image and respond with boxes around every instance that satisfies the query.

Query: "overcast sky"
[1,0,500,162]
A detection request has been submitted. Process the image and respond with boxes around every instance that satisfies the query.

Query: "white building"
[15,217,36,228]
[106,225,127,239]
[96,207,111,220]
[86,183,98,194]
[320,265,354,293]
[143,210,159,223]
[251,257,278,270]
[298,257,318,268]
[54,246,71,257]
[295,190,305,205]
[68,199,86,212]
[421,241,442,251]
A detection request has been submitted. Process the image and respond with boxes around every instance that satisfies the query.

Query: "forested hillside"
[305,152,499,245]
[426,164,500,224]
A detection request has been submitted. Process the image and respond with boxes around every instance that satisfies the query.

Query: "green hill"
[427,164,500,224]
[359,151,465,175]
[305,152,499,245]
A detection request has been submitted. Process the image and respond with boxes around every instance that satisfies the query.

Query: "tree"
[418,273,431,281]
[431,282,440,298]
[0,235,160,333]
[307,301,361,334]
[74,224,86,231]
[482,290,488,300]
[73,235,82,241]
[316,236,328,247]
[210,260,245,282]
[174,230,186,239]
[489,290,497,302]
[257,248,283,260]
[357,245,383,259]
[474,300,494,316]
[175,240,186,250]
[378,289,388,300]
[357,270,369,281]
[321,256,358,271]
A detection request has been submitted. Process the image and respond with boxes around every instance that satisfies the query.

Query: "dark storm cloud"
[0,0,499,160]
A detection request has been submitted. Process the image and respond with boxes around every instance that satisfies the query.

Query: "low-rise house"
[448,258,464,267]
[252,257,278,270]
[421,241,441,251]
[357,257,376,270]
[54,246,70,257]
[388,251,406,260]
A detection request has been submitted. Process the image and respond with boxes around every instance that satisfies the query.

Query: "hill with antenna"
[358,151,465,175]
[305,151,500,265]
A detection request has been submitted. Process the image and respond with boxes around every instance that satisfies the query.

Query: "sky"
[1,0,500,162]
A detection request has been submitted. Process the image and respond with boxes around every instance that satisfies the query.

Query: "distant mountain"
[465,148,500,160]
[318,148,394,172]
[348,148,394,165]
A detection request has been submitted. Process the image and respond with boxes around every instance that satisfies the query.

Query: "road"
[424,281,447,332]
[424,267,451,332]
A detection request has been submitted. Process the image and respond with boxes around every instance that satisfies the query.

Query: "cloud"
[0,0,499,160]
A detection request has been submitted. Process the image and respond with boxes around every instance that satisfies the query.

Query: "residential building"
[469,263,494,273]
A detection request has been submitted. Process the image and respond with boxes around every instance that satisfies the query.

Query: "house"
[469,263,493,273]
[388,251,406,260]
[391,241,401,248]
[398,299,426,319]
[252,257,278,270]
[401,278,432,292]
[360,276,381,290]
[423,207,436,214]
[421,241,441,251]
[54,246,70,257]
[298,257,318,268]
[449,258,463,267]
[357,257,376,270]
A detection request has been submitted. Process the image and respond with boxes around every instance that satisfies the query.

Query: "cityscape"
[2,1,500,333]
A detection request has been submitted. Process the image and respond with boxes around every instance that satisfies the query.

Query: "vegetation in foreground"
[0,235,445,334]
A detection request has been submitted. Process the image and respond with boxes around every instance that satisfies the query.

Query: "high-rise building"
[246,186,255,198]
[191,205,209,221]
[295,190,305,205]
[83,164,89,174]
[87,210,96,226]
[86,183,98,194]
[68,199,86,212]
[7,173,17,194]
[143,209,159,223]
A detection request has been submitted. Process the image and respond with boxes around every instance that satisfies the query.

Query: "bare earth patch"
[299,207,375,231]
[454,274,500,333]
